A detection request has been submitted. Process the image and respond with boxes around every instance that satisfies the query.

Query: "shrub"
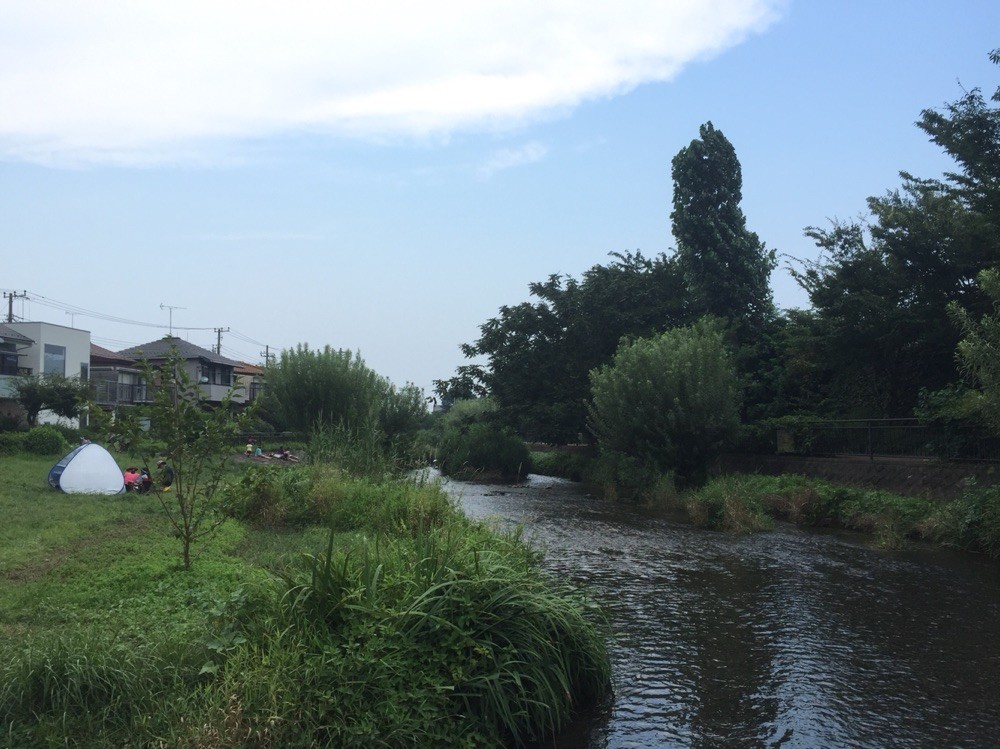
[223,463,317,526]
[0,431,25,456]
[529,449,593,482]
[22,424,69,455]
[437,422,531,480]
[265,524,611,746]
[588,318,740,486]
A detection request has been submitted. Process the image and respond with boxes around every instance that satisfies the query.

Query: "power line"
[3,288,278,357]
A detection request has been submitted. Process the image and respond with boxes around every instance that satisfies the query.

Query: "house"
[117,336,247,405]
[0,321,91,427]
[90,344,147,410]
[234,361,266,403]
[0,323,35,419]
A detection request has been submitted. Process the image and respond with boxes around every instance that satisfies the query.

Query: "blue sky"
[2,1,998,397]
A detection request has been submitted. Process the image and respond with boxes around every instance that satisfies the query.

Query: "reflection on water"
[437,472,1000,748]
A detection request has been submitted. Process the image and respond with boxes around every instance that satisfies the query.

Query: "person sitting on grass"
[156,459,175,491]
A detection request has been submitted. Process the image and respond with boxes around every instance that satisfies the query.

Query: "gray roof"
[0,323,34,346]
[118,336,240,367]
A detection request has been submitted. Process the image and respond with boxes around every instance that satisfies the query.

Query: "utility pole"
[260,345,275,366]
[4,290,27,323]
[214,327,230,355]
[159,302,186,336]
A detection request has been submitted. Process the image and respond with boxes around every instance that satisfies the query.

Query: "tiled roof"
[90,343,135,365]
[235,361,265,375]
[118,336,240,367]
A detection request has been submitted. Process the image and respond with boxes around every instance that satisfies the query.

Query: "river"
[437,472,1000,749]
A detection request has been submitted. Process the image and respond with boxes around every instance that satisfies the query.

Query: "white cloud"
[0,1,784,165]
[478,141,549,179]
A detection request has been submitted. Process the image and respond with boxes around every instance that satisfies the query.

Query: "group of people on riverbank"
[123,460,174,493]
[244,439,300,463]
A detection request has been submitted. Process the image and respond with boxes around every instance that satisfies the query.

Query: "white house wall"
[8,322,92,428]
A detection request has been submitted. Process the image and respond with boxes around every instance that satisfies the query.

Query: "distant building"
[117,336,247,406]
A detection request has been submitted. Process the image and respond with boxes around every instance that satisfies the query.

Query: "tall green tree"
[791,49,1000,417]
[262,344,425,442]
[950,268,1000,432]
[670,121,776,342]
[441,251,687,442]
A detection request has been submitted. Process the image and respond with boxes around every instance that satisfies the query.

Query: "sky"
[2,1,998,398]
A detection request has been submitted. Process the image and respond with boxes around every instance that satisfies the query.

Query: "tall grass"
[683,472,1000,556]
[2,454,611,747]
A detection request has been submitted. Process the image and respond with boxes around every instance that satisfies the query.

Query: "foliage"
[949,267,1000,432]
[588,319,741,485]
[307,419,407,479]
[529,449,594,482]
[440,251,688,442]
[789,49,1000,417]
[223,463,454,535]
[671,121,776,343]
[11,373,92,428]
[1,453,611,747]
[0,430,24,455]
[437,422,532,480]
[22,424,69,455]
[266,523,611,747]
[108,346,251,569]
[261,344,426,447]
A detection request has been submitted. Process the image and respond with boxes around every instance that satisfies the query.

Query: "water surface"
[440,473,1000,748]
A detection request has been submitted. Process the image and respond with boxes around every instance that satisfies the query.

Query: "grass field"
[0,453,611,748]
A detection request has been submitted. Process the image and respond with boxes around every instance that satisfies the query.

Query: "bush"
[529,449,593,482]
[22,424,70,455]
[921,482,1000,557]
[258,523,611,747]
[437,423,531,480]
[223,463,317,526]
[588,318,740,485]
[0,431,25,456]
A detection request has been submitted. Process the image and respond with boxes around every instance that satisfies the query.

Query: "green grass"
[681,472,1000,556]
[0,453,611,747]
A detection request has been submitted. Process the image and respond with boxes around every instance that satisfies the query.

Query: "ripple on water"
[441,474,1000,748]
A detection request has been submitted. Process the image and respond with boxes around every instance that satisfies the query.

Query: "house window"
[1,352,18,375]
[44,344,66,376]
[80,363,89,381]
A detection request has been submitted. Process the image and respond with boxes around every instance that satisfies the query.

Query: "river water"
[438,472,1000,749]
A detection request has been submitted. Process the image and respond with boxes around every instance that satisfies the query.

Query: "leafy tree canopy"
[439,251,687,442]
[262,344,425,442]
[789,49,1000,417]
[588,318,740,483]
[12,373,91,428]
[671,121,776,342]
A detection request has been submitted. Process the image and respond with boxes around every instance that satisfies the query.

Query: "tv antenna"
[160,302,186,336]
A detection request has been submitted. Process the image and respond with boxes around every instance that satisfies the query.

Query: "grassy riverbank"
[528,452,1000,557]
[1,454,611,748]
[678,473,1000,556]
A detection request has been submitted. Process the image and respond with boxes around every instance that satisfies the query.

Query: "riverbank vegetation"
[2,441,610,747]
[433,48,1000,537]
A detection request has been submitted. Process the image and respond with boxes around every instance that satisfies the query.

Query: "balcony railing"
[92,380,149,406]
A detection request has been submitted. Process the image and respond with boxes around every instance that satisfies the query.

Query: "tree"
[950,268,1000,432]
[588,319,740,484]
[670,122,776,342]
[12,373,91,427]
[791,49,1000,417]
[262,344,424,444]
[109,347,250,569]
[442,251,687,442]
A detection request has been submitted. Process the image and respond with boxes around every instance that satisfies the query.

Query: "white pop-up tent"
[48,443,125,495]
